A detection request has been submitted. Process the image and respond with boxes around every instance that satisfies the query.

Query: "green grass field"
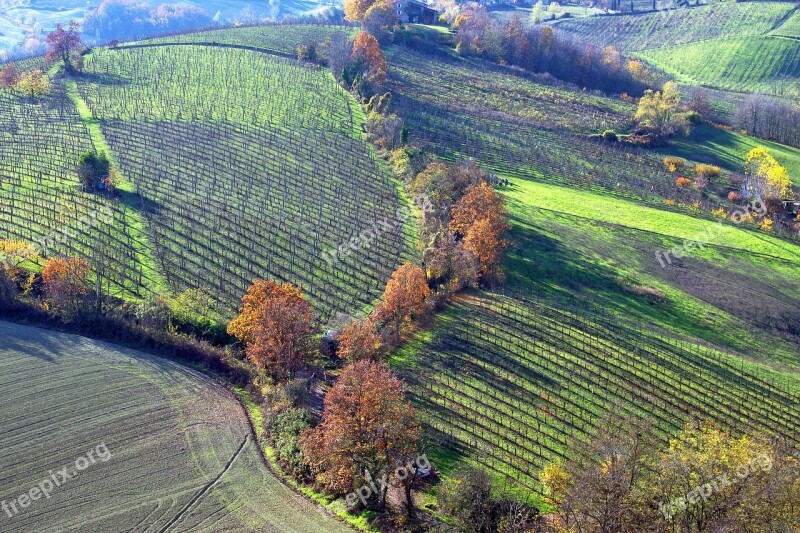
[640,36,800,96]
[0,321,350,532]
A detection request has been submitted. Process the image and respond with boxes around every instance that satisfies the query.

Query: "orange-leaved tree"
[228,279,316,381]
[299,359,419,508]
[449,181,509,279]
[338,318,383,362]
[42,256,90,319]
[352,31,387,84]
[373,262,430,333]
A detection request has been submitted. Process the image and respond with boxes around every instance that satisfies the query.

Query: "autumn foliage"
[227,280,315,381]
[0,63,20,89]
[352,32,387,84]
[373,262,430,333]
[338,318,382,362]
[45,21,84,73]
[42,256,90,318]
[299,360,419,505]
[675,177,692,188]
[449,182,509,278]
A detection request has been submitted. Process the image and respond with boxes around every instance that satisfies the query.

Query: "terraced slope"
[72,38,412,318]
[552,1,795,51]
[0,321,351,532]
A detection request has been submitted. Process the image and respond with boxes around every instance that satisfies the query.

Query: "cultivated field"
[0,72,151,299]
[386,39,800,495]
[640,36,800,96]
[121,24,354,58]
[553,1,799,96]
[552,1,795,51]
[75,43,412,318]
[394,291,800,497]
[0,321,351,532]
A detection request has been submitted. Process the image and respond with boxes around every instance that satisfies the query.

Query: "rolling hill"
[1,28,414,319]
[385,39,800,496]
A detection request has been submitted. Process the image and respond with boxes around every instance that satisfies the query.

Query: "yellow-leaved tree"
[634,81,688,138]
[744,146,793,200]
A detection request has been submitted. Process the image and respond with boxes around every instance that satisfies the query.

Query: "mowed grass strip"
[0,321,351,532]
[504,179,800,261]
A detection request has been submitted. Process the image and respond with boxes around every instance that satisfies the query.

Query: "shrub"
[602,130,618,142]
[760,217,774,231]
[663,157,685,173]
[675,177,692,188]
[664,199,676,206]
[135,295,172,331]
[295,44,316,62]
[711,207,727,219]
[728,191,742,202]
[695,164,721,178]
[270,407,312,480]
[0,268,17,309]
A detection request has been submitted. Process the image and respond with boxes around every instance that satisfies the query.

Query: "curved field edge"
[0,321,352,532]
[234,389,378,532]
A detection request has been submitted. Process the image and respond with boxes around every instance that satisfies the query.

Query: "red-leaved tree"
[299,360,419,508]
[352,31,387,84]
[373,262,430,334]
[338,318,382,362]
[0,63,20,89]
[46,21,84,73]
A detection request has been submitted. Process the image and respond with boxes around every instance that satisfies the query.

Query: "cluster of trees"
[539,416,800,533]
[735,93,800,149]
[0,63,50,96]
[453,7,655,95]
[83,0,211,42]
[633,81,698,141]
[0,22,85,97]
[78,151,118,192]
[407,160,510,291]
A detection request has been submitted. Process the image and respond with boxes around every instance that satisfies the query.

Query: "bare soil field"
[0,320,350,532]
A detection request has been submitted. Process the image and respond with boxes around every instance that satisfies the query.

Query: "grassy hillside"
[552,1,795,51]
[0,321,350,532]
[387,42,800,496]
[640,36,800,96]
